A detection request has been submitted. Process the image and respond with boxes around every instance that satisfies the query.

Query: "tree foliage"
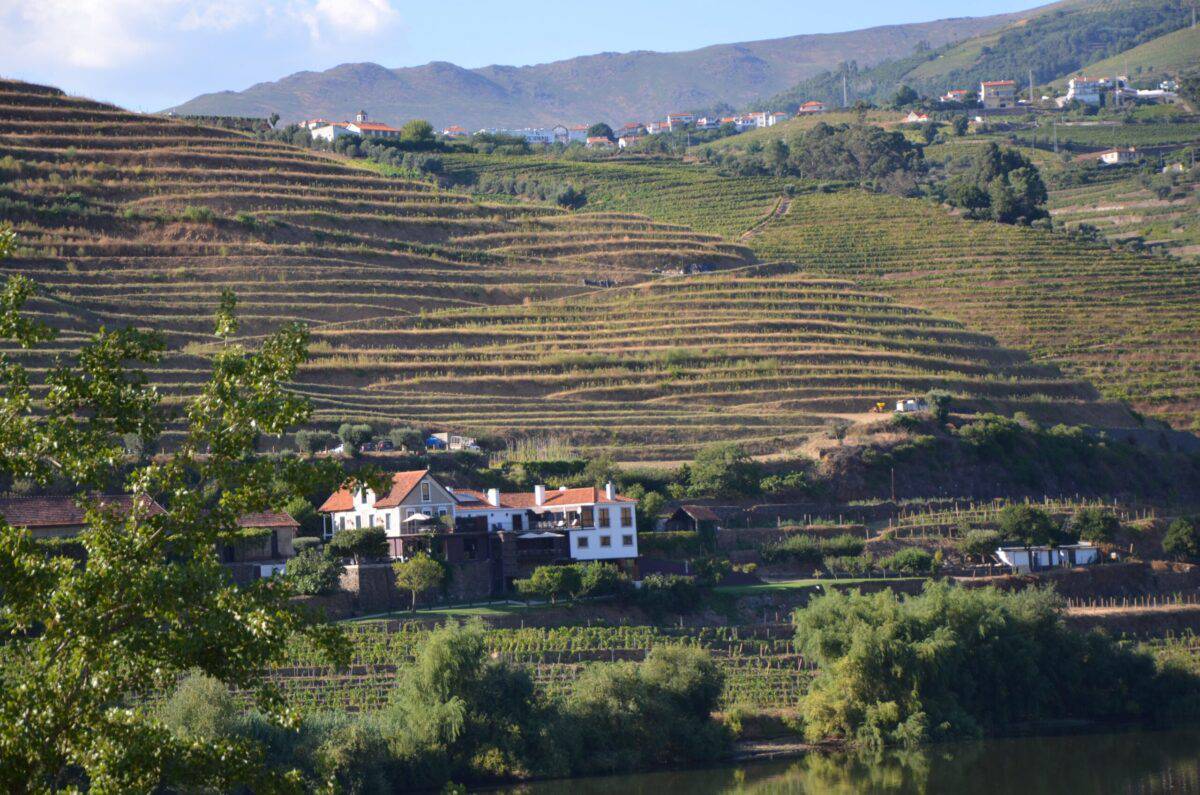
[393,552,446,610]
[945,143,1048,224]
[326,526,388,565]
[284,547,344,596]
[996,504,1062,546]
[0,267,376,790]
[688,442,761,498]
[795,583,1200,749]
[1164,516,1200,561]
[1069,507,1120,544]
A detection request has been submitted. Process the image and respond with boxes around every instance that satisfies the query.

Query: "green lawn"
[714,576,923,596]
[346,601,542,622]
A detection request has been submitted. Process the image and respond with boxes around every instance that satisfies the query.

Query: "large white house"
[451,483,638,562]
[319,470,638,564]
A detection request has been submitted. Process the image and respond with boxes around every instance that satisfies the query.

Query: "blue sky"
[0,0,1044,111]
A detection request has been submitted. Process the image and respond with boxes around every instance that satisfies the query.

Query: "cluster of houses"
[0,468,642,597]
[300,110,403,143]
[0,494,301,583]
[939,77,1180,111]
[318,469,639,591]
[1056,76,1178,108]
[439,107,806,151]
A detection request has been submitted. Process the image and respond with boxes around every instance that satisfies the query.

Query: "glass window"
[622,534,634,547]
[421,482,431,502]
[355,515,361,529]
[577,535,589,549]
[620,507,633,527]
[598,508,610,527]
[600,535,612,548]
[385,514,391,530]
[580,506,594,527]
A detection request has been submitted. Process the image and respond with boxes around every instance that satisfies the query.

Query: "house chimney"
[605,481,616,500]
[487,488,500,507]
[534,485,546,506]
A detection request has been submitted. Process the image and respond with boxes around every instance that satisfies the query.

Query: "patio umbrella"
[402,512,432,523]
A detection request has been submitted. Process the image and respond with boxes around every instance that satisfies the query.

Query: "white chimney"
[534,485,546,506]
[487,488,500,507]
[605,481,616,500]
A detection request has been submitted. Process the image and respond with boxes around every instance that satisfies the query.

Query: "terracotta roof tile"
[238,511,299,529]
[0,494,164,529]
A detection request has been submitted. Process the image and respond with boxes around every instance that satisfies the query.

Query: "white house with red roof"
[441,124,468,138]
[797,101,826,114]
[347,111,401,139]
[319,470,639,565]
[318,470,456,542]
[310,121,353,142]
[451,483,638,562]
[940,89,970,104]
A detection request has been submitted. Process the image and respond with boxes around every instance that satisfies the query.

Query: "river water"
[498,726,1200,794]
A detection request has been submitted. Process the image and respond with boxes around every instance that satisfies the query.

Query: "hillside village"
[4,0,1200,790]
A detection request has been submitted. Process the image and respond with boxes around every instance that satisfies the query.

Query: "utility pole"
[842,70,849,108]
[1029,68,1035,105]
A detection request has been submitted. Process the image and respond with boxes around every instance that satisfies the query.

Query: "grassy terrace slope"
[439,153,1200,430]
[1047,166,1200,262]
[295,262,1113,460]
[750,190,1200,429]
[0,80,1151,458]
[0,80,750,343]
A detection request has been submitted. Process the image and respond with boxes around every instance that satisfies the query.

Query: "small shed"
[1059,543,1101,567]
[663,505,721,533]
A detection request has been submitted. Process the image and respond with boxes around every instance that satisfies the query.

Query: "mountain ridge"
[165,13,1026,129]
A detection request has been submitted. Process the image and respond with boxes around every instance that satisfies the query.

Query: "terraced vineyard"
[439,153,789,239]
[749,190,1200,429]
[298,261,1118,459]
[1048,166,1200,262]
[0,80,750,345]
[258,622,816,713]
[1,78,1186,461]
[435,151,1200,429]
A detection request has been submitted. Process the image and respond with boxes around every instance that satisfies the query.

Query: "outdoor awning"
[518,532,562,539]
[402,513,432,523]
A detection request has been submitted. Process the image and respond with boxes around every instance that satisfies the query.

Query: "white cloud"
[0,0,400,71]
[312,0,400,37]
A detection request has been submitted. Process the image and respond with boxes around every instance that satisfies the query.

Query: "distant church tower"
[355,110,368,123]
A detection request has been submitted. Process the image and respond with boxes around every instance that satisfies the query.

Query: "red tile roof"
[320,470,437,513]
[0,494,165,529]
[454,486,634,510]
[317,487,354,513]
[237,511,299,529]
[375,470,435,508]
[355,122,399,132]
[981,80,1016,87]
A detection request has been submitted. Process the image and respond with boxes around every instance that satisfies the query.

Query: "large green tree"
[0,261,379,790]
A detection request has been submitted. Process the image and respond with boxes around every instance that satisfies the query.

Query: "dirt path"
[741,195,792,241]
